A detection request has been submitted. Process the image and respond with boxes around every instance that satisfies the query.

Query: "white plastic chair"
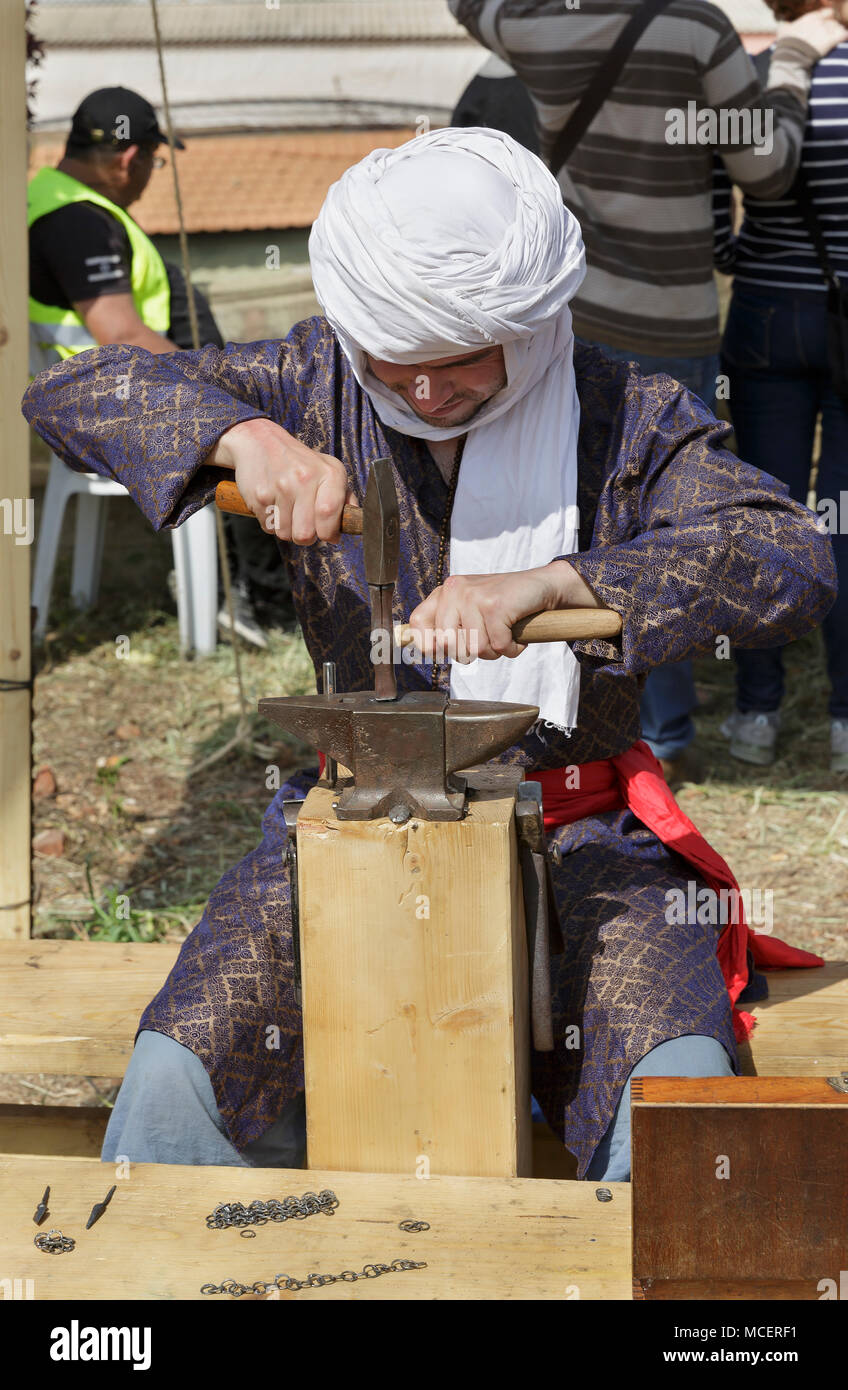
[31,453,218,655]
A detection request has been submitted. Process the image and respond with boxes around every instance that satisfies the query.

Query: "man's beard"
[403,374,508,425]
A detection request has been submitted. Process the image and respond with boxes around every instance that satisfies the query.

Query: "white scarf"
[308,127,586,730]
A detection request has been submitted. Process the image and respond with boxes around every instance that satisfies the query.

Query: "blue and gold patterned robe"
[22,317,836,1175]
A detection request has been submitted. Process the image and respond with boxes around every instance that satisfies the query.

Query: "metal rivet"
[595,1188,613,1203]
[389,804,411,825]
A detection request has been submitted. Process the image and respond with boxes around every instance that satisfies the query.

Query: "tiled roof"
[34,1,468,46]
[28,129,418,233]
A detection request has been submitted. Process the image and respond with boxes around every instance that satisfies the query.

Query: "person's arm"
[21,317,349,536]
[411,374,835,666]
[700,10,848,199]
[562,379,837,674]
[449,2,847,197]
[712,155,737,275]
[74,291,175,354]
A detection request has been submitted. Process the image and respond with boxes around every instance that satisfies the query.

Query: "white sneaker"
[720,709,780,766]
[832,720,848,774]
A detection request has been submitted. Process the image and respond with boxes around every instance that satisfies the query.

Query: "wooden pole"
[0,1,32,939]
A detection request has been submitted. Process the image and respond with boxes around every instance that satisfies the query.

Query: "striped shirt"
[714,41,848,291]
[449,1,820,356]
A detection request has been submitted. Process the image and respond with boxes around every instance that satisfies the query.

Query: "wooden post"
[297,772,532,1178]
[0,2,32,939]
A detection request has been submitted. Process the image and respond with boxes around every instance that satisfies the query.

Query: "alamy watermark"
[0,497,34,546]
[370,625,481,667]
[665,102,774,157]
[665,881,774,933]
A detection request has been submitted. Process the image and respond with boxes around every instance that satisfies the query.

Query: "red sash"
[535,740,823,1043]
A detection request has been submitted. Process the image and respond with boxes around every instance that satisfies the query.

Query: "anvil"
[259,455,538,820]
[260,689,539,821]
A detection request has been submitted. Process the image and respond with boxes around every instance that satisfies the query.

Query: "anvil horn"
[443,700,540,773]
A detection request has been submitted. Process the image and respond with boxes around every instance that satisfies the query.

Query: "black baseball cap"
[67,87,185,152]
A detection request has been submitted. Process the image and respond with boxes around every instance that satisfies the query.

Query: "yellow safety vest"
[28,166,170,369]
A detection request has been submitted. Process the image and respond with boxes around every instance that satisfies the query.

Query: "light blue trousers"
[101,1029,733,1181]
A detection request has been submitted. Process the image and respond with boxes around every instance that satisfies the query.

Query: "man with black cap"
[28,85,280,646]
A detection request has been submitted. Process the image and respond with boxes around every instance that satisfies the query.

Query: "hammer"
[214,473,623,647]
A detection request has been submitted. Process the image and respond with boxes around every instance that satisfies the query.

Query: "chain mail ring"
[34,1230,75,1254]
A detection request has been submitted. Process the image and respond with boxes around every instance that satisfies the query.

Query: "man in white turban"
[24,129,834,1181]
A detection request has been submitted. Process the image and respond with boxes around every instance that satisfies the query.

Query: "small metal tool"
[33,1185,50,1225]
[322,661,338,786]
[362,457,400,702]
[85,1184,117,1230]
[282,800,303,1007]
[516,782,564,1052]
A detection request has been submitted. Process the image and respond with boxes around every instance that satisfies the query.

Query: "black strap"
[793,167,842,293]
[548,0,675,178]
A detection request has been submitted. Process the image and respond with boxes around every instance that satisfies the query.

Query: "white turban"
[308,127,586,732]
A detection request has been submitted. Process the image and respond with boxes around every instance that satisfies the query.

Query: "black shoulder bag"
[793,168,848,407]
[548,0,676,178]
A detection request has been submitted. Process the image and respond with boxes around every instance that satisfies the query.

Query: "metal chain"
[205,1188,339,1234]
[201,1258,427,1297]
[398,1219,430,1232]
[34,1230,75,1254]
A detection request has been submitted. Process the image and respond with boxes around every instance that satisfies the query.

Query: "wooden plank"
[737,963,848,1077]
[0,1104,108,1157]
[0,940,179,1074]
[632,1076,848,1300]
[0,1154,631,1300]
[0,1109,578,1173]
[0,943,845,1084]
[0,1,32,939]
[297,782,532,1178]
[629,1076,848,1106]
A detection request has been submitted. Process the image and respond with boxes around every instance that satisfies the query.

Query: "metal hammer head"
[259,691,539,821]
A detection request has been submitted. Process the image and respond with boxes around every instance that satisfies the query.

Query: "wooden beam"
[0,942,845,1082]
[297,777,532,1178]
[0,940,179,1074]
[0,1154,632,1300]
[0,2,31,938]
[737,963,848,1077]
[0,1103,109,1157]
[0,1108,579,1176]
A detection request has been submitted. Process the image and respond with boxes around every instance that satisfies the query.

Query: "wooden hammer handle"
[397,609,622,645]
[215,478,363,534]
[215,481,621,642]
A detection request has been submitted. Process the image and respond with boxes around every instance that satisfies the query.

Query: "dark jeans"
[592,343,721,757]
[721,285,848,719]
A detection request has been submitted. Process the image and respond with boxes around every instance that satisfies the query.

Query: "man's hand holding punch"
[407,560,601,663]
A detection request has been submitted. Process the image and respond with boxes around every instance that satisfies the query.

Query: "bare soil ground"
[6,468,847,1112]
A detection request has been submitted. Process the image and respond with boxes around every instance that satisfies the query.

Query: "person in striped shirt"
[449,0,847,785]
[714,2,848,773]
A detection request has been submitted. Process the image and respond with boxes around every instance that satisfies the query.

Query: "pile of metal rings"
[34,1229,75,1254]
[205,1189,340,1236]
